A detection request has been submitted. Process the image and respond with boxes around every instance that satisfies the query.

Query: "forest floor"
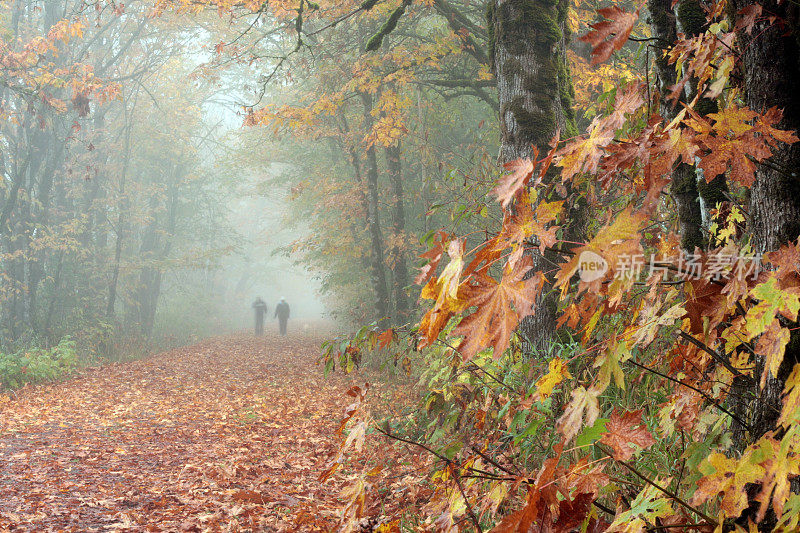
[0,328,412,532]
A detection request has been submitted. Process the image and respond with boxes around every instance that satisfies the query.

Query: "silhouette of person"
[274,297,290,336]
[252,297,268,336]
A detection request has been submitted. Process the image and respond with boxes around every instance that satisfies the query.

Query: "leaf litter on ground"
[0,331,415,532]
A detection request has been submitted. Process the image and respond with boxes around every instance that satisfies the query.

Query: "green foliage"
[389,321,584,468]
[0,337,78,390]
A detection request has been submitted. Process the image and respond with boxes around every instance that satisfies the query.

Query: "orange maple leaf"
[376,328,396,349]
[453,258,543,359]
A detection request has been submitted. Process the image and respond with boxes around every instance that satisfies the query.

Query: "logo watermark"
[578,251,762,282]
[578,251,609,282]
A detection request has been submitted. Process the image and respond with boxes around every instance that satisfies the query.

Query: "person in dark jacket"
[252,297,268,336]
[274,297,290,335]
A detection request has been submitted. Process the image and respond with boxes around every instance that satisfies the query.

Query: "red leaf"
[599,409,656,461]
[735,4,762,34]
[580,7,639,65]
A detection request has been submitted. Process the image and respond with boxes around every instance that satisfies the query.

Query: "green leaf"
[576,417,609,448]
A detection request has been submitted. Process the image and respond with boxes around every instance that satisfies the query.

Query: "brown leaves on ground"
[0,330,404,532]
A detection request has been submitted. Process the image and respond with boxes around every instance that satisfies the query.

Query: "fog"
[0,0,494,357]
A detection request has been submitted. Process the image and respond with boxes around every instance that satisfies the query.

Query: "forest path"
[0,331,376,532]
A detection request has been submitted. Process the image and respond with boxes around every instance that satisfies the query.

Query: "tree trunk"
[360,92,391,326]
[706,4,800,525]
[338,115,372,273]
[676,0,730,243]
[487,0,577,351]
[386,143,411,324]
[723,3,800,529]
[106,212,124,319]
[647,0,705,252]
[733,1,800,431]
[107,104,134,321]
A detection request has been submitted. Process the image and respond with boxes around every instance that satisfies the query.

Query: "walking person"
[252,297,268,336]
[274,297,290,336]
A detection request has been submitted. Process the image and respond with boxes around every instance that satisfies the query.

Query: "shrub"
[0,337,78,390]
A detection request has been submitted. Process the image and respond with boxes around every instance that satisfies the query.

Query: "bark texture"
[488,0,577,351]
[722,2,800,520]
[648,0,708,252]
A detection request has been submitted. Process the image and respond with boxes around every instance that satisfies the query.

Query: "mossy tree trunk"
[726,2,800,528]
[676,0,729,243]
[487,0,579,352]
[647,0,708,252]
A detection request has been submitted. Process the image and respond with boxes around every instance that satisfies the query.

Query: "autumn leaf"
[555,207,647,290]
[766,239,800,281]
[557,386,600,442]
[497,199,563,263]
[632,300,685,348]
[779,365,800,429]
[561,456,610,497]
[453,257,543,359]
[735,4,762,34]
[592,341,630,393]
[755,107,800,146]
[691,450,766,517]
[580,7,639,65]
[493,158,534,209]
[688,105,799,187]
[753,433,800,523]
[490,451,563,532]
[755,320,791,388]
[438,239,466,301]
[599,409,656,461]
[557,120,614,181]
[658,389,702,436]
[418,238,469,347]
[607,483,674,532]
[415,231,448,286]
[534,357,571,400]
[376,328,396,349]
[744,278,800,355]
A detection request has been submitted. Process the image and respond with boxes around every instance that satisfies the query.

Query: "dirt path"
[0,333,375,532]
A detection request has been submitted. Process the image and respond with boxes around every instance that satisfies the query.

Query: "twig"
[678,330,754,385]
[375,425,452,464]
[597,444,717,527]
[624,358,751,431]
[470,445,516,476]
[647,524,715,531]
[451,464,483,531]
[593,500,615,516]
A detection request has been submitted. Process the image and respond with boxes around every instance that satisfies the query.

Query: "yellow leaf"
[535,357,571,400]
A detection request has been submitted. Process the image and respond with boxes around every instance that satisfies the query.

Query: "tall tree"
[487,0,577,350]
[729,1,800,455]
[386,142,411,324]
[360,91,391,326]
